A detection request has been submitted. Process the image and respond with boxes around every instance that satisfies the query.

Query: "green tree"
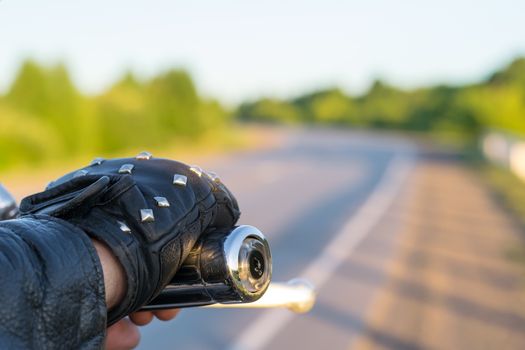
[146,69,202,137]
[357,80,411,128]
[488,57,525,87]
[6,60,93,155]
[0,103,61,169]
[237,98,301,124]
[95,72,154,152]
[293,88,356,125]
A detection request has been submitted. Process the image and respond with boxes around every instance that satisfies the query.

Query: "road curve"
[138,128,417,349]
[4,128,523,349]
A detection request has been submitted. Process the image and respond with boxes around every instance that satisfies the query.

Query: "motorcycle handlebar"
[204,279,316,314]
[0,184,316,314]
[143,225,272,310]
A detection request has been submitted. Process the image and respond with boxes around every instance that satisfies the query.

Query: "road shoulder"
[353,157,525,349]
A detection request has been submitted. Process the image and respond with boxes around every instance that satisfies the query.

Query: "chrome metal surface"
[0,184,15,210]
[90,158,104,166]
[154,196,170,207]
[223,225,272,301]
[189,166,203,177]
[205,171,220,182]
[140,209,155,222]
[117,220,131,233]
[0,183,18,220]
[204,278,316,313]
[73,170,88,178]
[172,174,188,186]
[136,151,152,160]
[118,164,134,174]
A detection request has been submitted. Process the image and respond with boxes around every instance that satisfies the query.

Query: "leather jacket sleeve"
[0,214,106,349]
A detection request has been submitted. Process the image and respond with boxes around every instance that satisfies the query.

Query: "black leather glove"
[19,152,240,325]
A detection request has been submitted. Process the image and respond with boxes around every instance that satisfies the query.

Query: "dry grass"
[0,124,284,201]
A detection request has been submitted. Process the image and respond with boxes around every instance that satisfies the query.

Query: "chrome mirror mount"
[0,184,18,220]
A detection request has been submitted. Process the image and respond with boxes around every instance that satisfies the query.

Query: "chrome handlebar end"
[205,278,316,314]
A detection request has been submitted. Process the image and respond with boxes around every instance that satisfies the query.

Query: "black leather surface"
[19,156,240,325]
[0,215,106,349]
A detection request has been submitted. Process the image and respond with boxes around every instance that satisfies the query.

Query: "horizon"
[1,55,522,105]
[1,0,524,104]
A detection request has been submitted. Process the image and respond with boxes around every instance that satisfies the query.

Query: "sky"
[1,0,524,104]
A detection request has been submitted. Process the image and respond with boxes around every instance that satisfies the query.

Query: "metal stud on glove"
[19,153,240,325]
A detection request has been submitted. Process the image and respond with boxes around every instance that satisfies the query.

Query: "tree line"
[0,60,230,169]
[238,58,525,142]
[1,57,524,169]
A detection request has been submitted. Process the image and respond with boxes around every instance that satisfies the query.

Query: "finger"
[105,318,141,350]
[129,311,154,326]
[153,309,180,321]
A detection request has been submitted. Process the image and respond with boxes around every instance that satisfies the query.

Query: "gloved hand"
[19,152,240,325]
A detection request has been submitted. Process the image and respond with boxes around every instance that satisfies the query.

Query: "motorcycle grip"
[141,225,272,310]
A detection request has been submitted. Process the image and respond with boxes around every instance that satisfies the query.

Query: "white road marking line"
[230,153,415,350]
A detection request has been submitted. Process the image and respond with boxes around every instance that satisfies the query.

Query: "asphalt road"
[138,128,418,349]
[5,128,523,349]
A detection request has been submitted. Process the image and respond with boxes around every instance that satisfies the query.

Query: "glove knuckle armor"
[19,154,240,324]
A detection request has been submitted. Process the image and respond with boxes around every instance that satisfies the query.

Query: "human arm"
[19,156,240,325]
[91,239,126,310]
[93,238,180,350]
[0,215,107,349]
[0,155,239,348]
[0,215,181,350]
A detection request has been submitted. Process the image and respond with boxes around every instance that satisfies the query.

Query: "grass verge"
[477,163,525,274]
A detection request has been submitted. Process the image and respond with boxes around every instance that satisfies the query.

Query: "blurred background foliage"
[0,60,232,170]
[1,57,525,170]
[239,57,525,142]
